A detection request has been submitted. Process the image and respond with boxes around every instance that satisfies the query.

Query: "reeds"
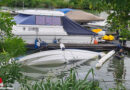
[22,68,102,90]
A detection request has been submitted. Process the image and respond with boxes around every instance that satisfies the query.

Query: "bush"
[0,52,27,87]
[0,12,27,88]
[1,37,26,57]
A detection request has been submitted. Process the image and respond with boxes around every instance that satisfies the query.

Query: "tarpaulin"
[14,14,35,25]
[61,16,96,35]
[56,8,74,14]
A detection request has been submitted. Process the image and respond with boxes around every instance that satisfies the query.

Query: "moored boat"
[17,49,105,66]
[12,10,97,45]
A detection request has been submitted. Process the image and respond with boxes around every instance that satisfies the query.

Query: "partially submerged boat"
[12,10,97,45]
[17,49,105,66]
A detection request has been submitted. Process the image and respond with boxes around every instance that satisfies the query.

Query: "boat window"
[36,16,61,26]
[36,16,45,25]
[52,16,61,25]
[46,16,53,25]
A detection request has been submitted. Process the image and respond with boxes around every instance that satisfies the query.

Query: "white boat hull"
[17,49,105,66]
[12,25,94,44]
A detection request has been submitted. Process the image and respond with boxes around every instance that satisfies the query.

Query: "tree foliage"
[0,12,26,86]
[0,12,26,57]
[87,0,130,38]
[1,0,41,8]
[0,12,15,37]
[0,0,89,9]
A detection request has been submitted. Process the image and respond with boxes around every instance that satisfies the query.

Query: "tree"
[87,0,130,38]
[0,12,26,87]
[0,0,42,8]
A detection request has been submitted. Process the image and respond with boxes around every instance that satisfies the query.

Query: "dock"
[27,43,117,51]
[26,40,130,51]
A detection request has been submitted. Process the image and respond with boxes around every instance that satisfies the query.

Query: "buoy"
[0,78,3,87]
[102,35,109,40]
[108,35,114,41]
[94,39,98,44]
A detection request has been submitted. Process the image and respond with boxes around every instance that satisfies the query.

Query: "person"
[122,37,127,46]
[115,44,126,59]
[116,30,119,40]
[119,36,127,46]
[119,36,123,46]
[118,48,124,56]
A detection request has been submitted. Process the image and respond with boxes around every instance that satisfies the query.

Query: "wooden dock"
[26,40,130,51]
[27,43,117,51]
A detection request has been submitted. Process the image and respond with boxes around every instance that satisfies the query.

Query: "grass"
[20,68,127,90]
[21,68,102,90]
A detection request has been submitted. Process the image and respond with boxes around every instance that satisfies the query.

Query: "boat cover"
[56,8,74,14]
[14,14,35,25]
[62,16,96,35]
[13,14,96,35]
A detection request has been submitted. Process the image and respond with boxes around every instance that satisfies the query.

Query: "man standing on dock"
[119,37,127,46]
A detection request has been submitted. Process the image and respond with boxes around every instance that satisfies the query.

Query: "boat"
[12,9,97,45]
[17,49,105,66]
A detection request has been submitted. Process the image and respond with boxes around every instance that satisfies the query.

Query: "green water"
[22,51,130,89]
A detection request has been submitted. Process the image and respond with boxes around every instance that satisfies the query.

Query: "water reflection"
[21,58,91,79]
[113,58,126,83]
[108,56,126,88]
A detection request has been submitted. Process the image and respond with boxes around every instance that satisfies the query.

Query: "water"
[21,51,130,89]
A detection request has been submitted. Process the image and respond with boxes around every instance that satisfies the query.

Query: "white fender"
[60,43,65,50]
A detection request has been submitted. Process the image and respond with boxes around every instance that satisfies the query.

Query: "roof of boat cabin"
[16,10,65,16]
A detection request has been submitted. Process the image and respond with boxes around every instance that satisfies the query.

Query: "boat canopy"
[62,17,96,35]
[14,14,62,25]
[14,14,36,25]
[56,8,74,14]
[13,14,96,35]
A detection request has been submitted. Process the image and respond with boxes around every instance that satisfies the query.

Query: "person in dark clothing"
[115,44,127,59]
[116,30,119,40]
[122,38,127,46]
[119,36,123,45]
